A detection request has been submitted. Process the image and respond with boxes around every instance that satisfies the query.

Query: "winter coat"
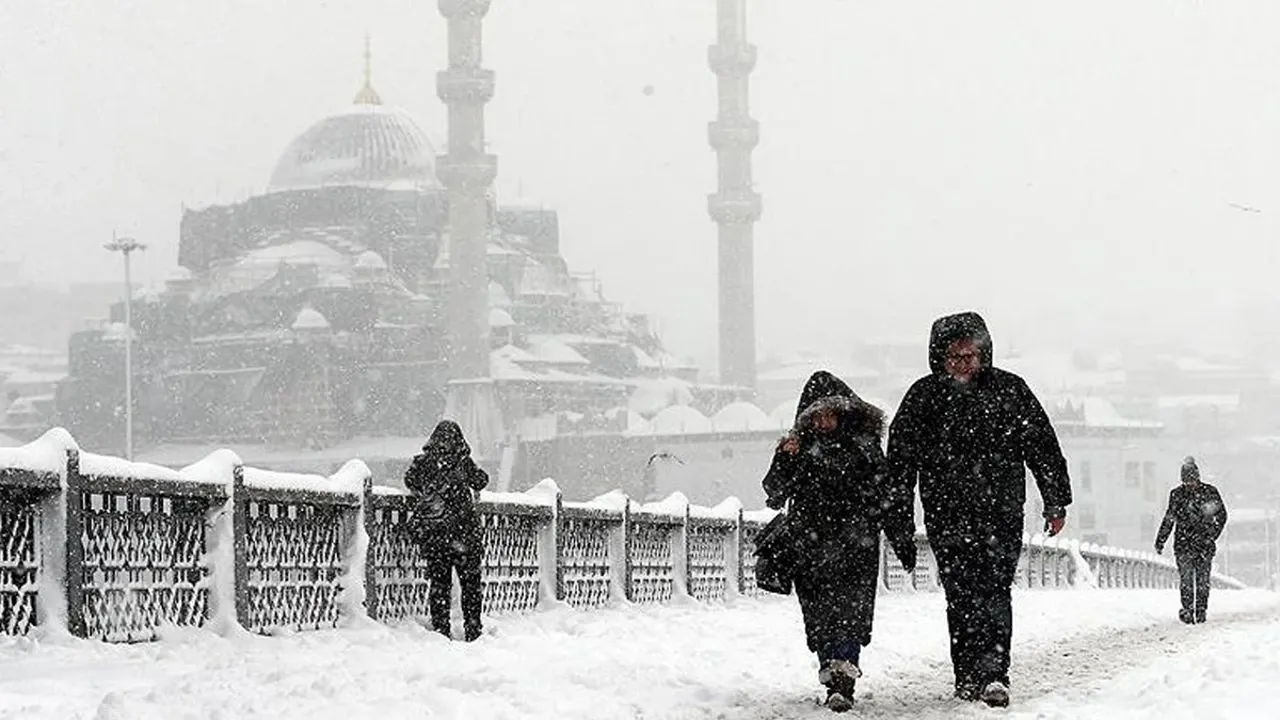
[760,371,906,649]
[1156,481,1227,562]
[885,312,1073,546]
[404,421,490,553]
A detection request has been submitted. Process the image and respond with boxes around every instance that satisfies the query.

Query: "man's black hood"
[928,311,993,376]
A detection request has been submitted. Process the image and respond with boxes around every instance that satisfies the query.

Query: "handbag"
[753,511,796,595]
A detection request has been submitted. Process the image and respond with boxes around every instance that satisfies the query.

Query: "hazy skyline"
[2,1,1277,371]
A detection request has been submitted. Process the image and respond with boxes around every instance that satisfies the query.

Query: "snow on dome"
[167,267,193,282]
[769,401,795,428]
[605,406,653,435]
[650,405,713,435]
[629,377,695,416]
[267,104,441,193]
[354,250,388,270]
[525,335,590,365]
[488,308,515,328]
[292,307,330,331]
[711,402,778,432]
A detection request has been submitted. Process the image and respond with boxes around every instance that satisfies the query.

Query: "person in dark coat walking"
[1155,457,1228,624]
[763,371,918,713]
[403,420,490,641]
[885,312,1073,707]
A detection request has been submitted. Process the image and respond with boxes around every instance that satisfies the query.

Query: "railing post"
[231,465,249,629]
[553,491,565,602]
[607,496,630,604]
[734,507,744,596]
[64,449,86,638]
[623,499,635,602]
[673,503,690,599]
[361,476,378,622]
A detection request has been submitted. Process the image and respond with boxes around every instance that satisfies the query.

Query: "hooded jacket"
[1155,458,1228,560]
[762,372,916,563]
[886,312,1072,543]
[404,420,490,548]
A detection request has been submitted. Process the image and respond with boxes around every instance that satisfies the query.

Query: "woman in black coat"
[763,371,917,711]
[404,420,489,641]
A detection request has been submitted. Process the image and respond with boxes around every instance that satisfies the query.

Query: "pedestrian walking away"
[1155,456,1228,624]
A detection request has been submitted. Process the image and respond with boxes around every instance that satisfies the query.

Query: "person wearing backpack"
[1155,457,1228,624]
[762,371,918,713]
[404,420,490,641]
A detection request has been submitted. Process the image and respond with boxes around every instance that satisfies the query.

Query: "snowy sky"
[1,0,1277,368]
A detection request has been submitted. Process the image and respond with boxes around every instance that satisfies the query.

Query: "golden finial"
[353,33,383,105]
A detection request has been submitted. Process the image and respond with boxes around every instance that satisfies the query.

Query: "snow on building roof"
[488,281,512,308]
[489,308,515,328]
[650,405,713,435]
[629,377,695,416]
[1001,353,1125,394]
[524,336,591,365]
[354,250,388,270]
[711,402,779,432]
[1053,396,1163,429]
[292,307,330,331]
[1156,395,1241,410]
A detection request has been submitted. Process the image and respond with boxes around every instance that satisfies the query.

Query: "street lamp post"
[104,234,146,460]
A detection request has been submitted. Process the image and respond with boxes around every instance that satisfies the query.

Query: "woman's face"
[813,408,839,433]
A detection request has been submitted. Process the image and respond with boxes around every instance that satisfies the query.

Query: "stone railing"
[0,429,1245,643]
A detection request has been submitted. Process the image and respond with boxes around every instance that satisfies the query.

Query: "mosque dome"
[267,42,440,193]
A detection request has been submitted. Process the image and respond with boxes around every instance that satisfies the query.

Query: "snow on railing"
[0,428,1247,644]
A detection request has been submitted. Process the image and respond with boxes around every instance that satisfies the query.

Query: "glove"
[1154,543,1163,555]
[1043,506,1066,537]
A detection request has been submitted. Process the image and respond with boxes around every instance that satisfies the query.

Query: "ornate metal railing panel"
[366,501,431,624]
[627,514,679,605]
[244,499,345,633]
[558,511,616,609]
[479,508,544,614]
[687,519,733,602]
[0,491,41,636]
[80,489,213,642]
[739,521,765,598]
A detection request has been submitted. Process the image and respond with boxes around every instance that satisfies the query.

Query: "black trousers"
[932,533,1022,689]
[427,541,485,639]
[1176,554,1213,622]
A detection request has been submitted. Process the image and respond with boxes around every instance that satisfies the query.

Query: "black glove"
[1154,542,1163,555]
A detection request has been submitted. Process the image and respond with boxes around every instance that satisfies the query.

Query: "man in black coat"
[1155,457,1228,624]
[404,420,490,641]
[886,312,1073,707]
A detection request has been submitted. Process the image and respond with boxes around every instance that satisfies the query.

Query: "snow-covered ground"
[0,589,1276,720]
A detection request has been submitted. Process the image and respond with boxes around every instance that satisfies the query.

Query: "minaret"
[353,34,383,105]
[436,0,501,457]
[708,0,762,391]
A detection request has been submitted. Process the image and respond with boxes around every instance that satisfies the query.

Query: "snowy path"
[0,589,1276,720]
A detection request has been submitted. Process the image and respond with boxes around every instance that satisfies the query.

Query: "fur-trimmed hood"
[794,370,886,440]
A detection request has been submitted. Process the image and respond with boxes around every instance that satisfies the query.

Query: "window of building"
[1142,462,1159,501]
[1125,461,1141,488]
[1080,460,1093,492]
[1080,503,1097,530]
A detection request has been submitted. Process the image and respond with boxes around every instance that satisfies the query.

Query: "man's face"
[944,338,982,384]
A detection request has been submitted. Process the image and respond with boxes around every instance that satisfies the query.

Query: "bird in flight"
[1228,202,1262,214]
[647,452,685,467]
